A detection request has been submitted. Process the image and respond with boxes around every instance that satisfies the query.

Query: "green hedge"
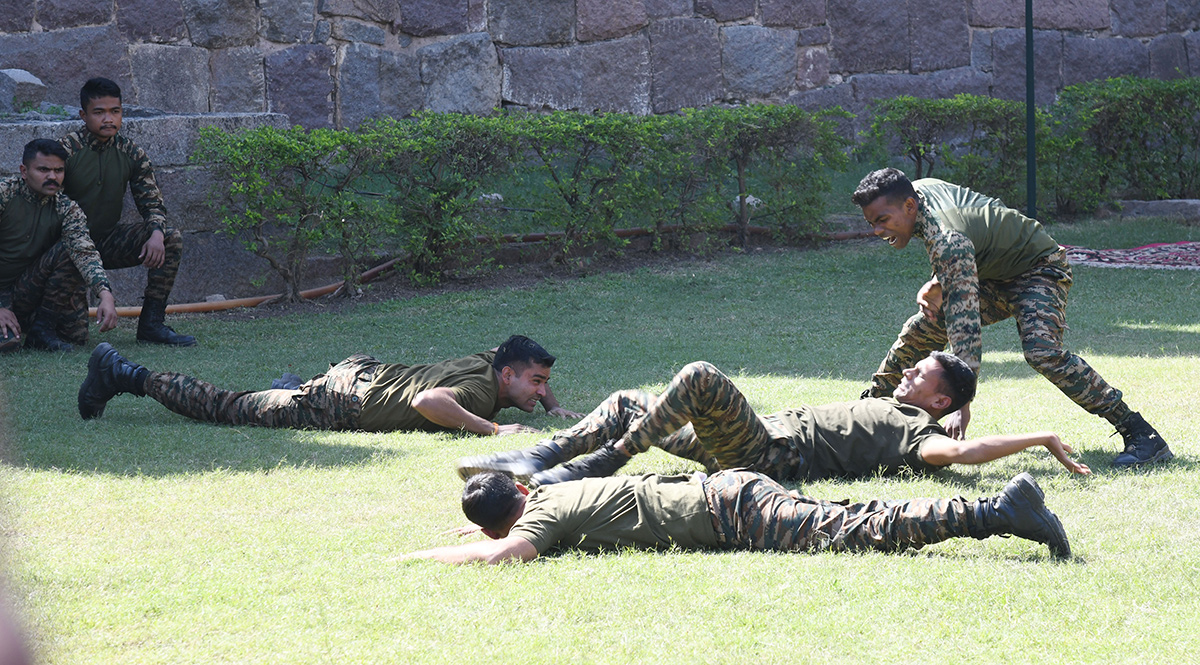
[194,77,1197,295]
[194,106,848,294]
[863,76,1200,217]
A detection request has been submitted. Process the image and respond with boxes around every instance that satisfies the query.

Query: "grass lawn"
[2,216,1198,664]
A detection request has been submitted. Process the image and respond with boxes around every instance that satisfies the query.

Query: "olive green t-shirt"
[356,352,500,432]
[913,178,1059,281]
[770,398,951,480]
[510,473,719,555]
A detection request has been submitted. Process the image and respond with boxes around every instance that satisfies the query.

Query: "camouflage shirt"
[60,127,168,240]
[912,179,1059,372]
[0,175,111,309]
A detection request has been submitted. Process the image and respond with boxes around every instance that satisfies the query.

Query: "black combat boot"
[24,309,73,352]
[1112,412,1173,467]
[529,441,629,488]
[78,342,149,419]
[0,329,20,354]
[456,441,569,481]
[971,473,1070,559]
[137,298,196,346]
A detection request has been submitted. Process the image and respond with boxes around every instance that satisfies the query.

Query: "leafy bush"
[367,112,520,281]
[1057,76,1200,200]
[193,126,385,301]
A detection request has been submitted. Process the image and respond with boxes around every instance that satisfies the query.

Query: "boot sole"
[1009,473,1071,559]
[1112,447,1174,468]
[455,457,539,482]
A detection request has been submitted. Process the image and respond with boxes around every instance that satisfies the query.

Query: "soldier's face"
[894,357,951,413]
[501,363,551,412]
[19,153,66,197]
[861,195,918,249]
[80,96,123,141]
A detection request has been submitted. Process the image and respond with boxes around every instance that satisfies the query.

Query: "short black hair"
[852,167,916,208]
[22,139,68,166]
[493,335,555,373]
[80,77,122,111]
[462,472,524,531]
[930,351,977,415]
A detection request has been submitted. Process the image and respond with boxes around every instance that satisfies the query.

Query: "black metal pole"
[1026,0,1037,217]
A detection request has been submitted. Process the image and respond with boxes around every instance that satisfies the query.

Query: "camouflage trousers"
[703,469,974,553]
[144,354,380,429]
[3,241,89,343]
[869,249,1129,423]
[58,222,184,344]
[545,361,802,480]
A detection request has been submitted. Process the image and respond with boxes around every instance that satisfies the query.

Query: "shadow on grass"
[13,417,402,477]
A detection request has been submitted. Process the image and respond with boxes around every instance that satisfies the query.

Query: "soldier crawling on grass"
[57,77,196,347]
[77,335,582,433]
[852,167,1170,468]
[457,356,1090,489]
[400,470,1071,564]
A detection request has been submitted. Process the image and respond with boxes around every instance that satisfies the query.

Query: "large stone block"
[578,35,651,114]
[1189,33,1200,77]
[467,0,486,31]
[1033,0,1109,30]
[799,25,830,46]
[648,18,722,113]
[211,47,266,112]
[118,0,188,43]
[318,0,401,25]
[762,0,825,28]
[969,0,1021,28]
[0,26,131,106]
[852,73,936,107]
[577,0,647,43]
[722,26,798,99]
[419,33,501,114]
[0,70,47,112]
[796,46,829,90]
[501,47,581,109]
[488,0,573,46]
[829,0,908,74]
[1150,34,1189,80]
[1112,0,1166,37]
[1168,0,1200,31]
[0,3,34,32]
[266,45,336,128]
[644,0,690,19]
[971,28,992,72]
[695,0,755,22]
[331,19,387,44]
[36,0,114,31]
[400,0,468,37]
[338,43,422,127]
[910,0,969,73]
[182,0,258,48]
[931,66,991,98]
[261,0,317,43]
[154,166,222,232]
[130,45,211,113]
[118,112,291,167]
[1061,36,1148,87]
[991,29,1062,105]
[379,50,425,118]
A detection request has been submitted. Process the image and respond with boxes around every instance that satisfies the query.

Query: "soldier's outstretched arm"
[398,536,538,565]
[920,431,1090,475]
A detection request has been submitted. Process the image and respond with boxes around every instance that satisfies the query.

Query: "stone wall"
[1,1,1197,132]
